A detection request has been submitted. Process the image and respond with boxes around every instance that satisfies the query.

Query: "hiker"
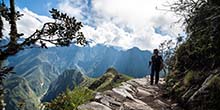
[149,49,163,85]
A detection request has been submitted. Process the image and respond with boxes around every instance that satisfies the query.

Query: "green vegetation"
[206,74,220,109]
[164,0,220,109]
[79,76,97,87]
[171,0,220,71]
[45,87,94,110]
[183,71,203,86]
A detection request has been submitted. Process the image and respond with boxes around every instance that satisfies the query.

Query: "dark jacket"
[150,55,163,70]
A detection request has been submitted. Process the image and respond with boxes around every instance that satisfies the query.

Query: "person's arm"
[160,56,163,63]
[148,61,152,68]
[148,56,153,68]
[159,56,164,70]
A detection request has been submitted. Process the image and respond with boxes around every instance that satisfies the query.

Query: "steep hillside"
[165,1,220,110]
[4,76,39,110]
[8,48,60,97]
[41,69,84,102]
[45,68,132,110]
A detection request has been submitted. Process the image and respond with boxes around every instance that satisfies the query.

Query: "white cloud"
[17,8,53,37]
[84,0,183,50]
[3,0,183,51]
[2,7,53,38]
[93,0,158,28]
[82,21,174,50]
[57,0,89,20]
[2,7,55,47]
[82,22,134,49]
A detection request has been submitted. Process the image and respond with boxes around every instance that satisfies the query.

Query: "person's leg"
[155,69,159,84]
[150,68,154,85]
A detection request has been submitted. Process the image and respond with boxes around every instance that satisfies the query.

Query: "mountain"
[114,47,151,77]
[5,44,152,110]
[41,69,84,102]
[8,49,59,98]
[8,44,151,78]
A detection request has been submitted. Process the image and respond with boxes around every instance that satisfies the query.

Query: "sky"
[4,0,184,51]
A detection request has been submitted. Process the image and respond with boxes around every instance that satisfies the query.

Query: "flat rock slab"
[137,87,153,97]
[112,87,134,99]
[100,95,121,107]
[123,100,154,110]
[78,101,112,110]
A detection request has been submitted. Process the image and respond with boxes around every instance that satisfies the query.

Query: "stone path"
[78,77,183,110]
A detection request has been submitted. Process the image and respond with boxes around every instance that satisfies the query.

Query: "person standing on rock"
[149,49,163,85]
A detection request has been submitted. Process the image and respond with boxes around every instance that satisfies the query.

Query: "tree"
[158,35,184,76]
[0,0,87,109]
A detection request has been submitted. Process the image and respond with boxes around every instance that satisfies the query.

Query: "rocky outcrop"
[78,77,182,110]
[167,69,220,110]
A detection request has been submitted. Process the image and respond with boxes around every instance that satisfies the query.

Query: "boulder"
[123,100,154,110]
[78,101,112,110]
[112,87,134,100]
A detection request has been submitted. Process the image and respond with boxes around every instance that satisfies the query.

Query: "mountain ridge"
[5,44,152,110]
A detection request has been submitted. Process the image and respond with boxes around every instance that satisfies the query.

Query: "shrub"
[45,86,94,110]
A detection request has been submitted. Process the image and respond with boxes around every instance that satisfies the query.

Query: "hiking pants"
[151,66,160,85]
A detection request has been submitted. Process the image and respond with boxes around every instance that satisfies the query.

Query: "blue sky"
[5,0,57,15]
[4,0,183,50]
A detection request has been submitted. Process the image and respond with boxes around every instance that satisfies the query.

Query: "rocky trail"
[78,77,183,110]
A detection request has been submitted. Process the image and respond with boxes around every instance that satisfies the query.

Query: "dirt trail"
[78,77,183,110]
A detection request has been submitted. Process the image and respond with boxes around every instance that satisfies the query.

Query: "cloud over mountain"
[12,0,183,51]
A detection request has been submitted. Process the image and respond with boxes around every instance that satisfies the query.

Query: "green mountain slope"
[88,67,132,92]
[4,76,39,110]
[5,53,60,109]
[42,69,84,102]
